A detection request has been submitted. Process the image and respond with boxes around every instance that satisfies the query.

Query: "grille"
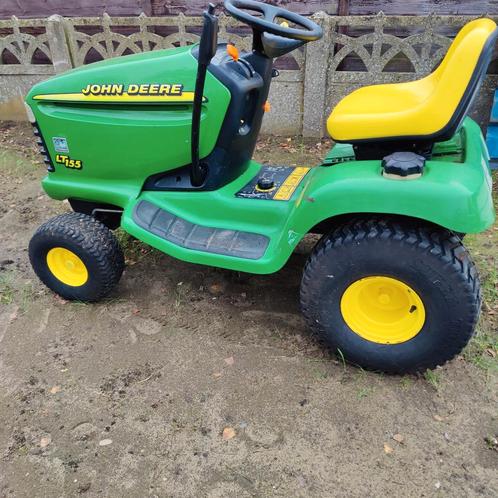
[31,123,54,172]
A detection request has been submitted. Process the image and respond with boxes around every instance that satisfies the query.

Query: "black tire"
[29,212,125,302]
[300,217,481,374]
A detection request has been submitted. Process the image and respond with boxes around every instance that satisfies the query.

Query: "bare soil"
[0,122,497,498]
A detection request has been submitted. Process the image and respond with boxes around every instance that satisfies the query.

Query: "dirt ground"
[0,121,497,498]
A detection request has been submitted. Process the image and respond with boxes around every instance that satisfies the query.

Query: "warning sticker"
[274,167,310,201]
[52,137,69,153]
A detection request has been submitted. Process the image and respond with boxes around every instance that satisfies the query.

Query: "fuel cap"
[257,177,275,190]
[382,152,425,179]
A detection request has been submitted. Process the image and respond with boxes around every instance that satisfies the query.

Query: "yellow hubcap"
[340,276,425,344]
[46,247,88,287]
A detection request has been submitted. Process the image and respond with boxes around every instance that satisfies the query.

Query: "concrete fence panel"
[0,12,496,136]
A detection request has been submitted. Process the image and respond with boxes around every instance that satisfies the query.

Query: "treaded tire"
[300,217,481,374]
[29,212,125,302]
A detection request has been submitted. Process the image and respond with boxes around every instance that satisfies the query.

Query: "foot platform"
[133,200,269,260]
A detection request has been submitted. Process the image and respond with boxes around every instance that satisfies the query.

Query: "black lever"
[190,3,218,187]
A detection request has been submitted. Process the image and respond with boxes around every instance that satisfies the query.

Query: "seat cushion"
[327,18,497,143]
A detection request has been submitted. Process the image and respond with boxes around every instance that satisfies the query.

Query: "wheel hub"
[46,247,88,287]
[340,276,426,344]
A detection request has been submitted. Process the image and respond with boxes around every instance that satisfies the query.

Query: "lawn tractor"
[25,0,496,373]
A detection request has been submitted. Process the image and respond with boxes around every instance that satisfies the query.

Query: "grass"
[484,434,498,451]
[0,271,15,304]
[115,229,156,265]
[0,149,38,176]
[175,281,190,308]
[399,376,413,389]
[0,271,37,313]
[18,282,35,314]
[462,171,498,373]
[312,367,329,380]
[424,369,441,390]
[482,266,498,303]
[336,348,347,370]
[356,386,374,399]
[464,322,498,372]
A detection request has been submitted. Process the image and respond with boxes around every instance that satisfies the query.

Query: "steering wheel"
[224,0,323,42]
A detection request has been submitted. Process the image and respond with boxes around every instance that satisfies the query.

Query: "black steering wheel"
[224,0,323,42]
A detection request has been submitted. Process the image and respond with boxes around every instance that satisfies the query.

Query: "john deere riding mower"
[25,0,496,373]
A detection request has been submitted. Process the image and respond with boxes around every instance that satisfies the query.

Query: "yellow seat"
[327,18,498,143]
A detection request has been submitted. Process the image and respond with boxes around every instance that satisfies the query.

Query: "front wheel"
[29,212,125,302]
[300,218,481,374]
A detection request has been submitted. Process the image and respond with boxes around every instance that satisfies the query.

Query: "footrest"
[133,200,269,260]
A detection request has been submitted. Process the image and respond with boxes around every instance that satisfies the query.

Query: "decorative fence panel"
[0,12,496,135]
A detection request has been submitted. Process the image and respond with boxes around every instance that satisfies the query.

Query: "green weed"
[464,322,498,372]
[0,149,38,175]
[423,369,441,390]
[356,386,374,399]
[175,281,189,308]
[0,272,38,312]
[115,229,153,265]
[19,281,36,313]
[481,267,498,304]
[459,171,497,373]
[336,348,347,370]
[399,376,413,389]
[312,367,329,380]
[0,272,15,305]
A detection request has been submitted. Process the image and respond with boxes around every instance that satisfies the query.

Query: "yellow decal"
[274,167,310,201]
[55,154,82,170]
[81,83,184,96]
[33,83,205,104]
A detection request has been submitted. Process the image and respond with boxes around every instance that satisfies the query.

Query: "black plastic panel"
[144,44,273,192]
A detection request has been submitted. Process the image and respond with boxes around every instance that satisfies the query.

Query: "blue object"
[485,89,498,169]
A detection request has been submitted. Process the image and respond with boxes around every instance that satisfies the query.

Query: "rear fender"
[292,118,494,236]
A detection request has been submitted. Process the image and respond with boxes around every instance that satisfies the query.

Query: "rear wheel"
[29,212,124,302]
[300,217,481,374]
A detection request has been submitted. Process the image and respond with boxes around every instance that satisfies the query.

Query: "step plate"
[133,200,269,260]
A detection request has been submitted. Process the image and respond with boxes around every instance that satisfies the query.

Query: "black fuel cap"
[382,152,425,178]
[257,177,275,190]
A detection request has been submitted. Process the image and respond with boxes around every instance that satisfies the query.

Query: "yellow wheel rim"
[46,247,88,287]
[340,276,425,344]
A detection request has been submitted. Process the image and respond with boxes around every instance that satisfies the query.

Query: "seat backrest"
[429,18,498,141]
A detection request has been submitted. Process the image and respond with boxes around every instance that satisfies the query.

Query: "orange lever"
[226,44,239,61]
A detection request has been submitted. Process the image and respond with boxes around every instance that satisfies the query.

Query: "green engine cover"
[25,46,230,192]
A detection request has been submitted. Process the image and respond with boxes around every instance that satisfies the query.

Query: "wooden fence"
[2,0,498,18]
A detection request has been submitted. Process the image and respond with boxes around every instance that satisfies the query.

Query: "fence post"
[302,12,332,138]
[46,14,73,73]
